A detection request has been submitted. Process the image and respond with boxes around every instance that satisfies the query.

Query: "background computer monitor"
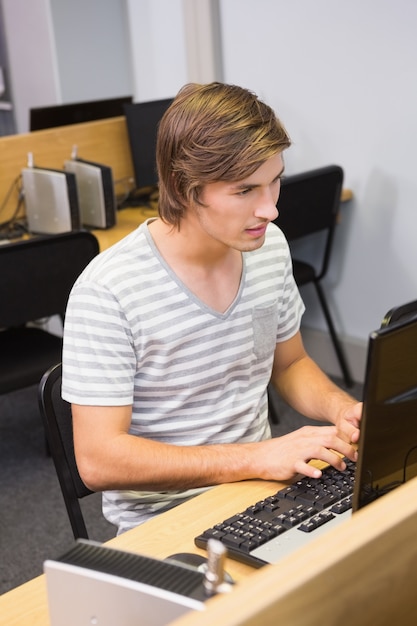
[29,96,133,131]
[354,312,417,510]
[123,98,174,194]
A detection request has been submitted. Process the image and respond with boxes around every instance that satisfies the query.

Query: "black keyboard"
[195,459,355,568]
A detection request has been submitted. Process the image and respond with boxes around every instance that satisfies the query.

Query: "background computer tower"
[22,167,81,235]
[64,158,116,229]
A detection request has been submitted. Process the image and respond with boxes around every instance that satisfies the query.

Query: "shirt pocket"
[252,303,278,360]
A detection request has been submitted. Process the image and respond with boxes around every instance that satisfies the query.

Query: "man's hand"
[251,423,359,481]
[334,401,362,445]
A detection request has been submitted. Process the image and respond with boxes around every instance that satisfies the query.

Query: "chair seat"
[292,259,317,286]
[0,327,63,394]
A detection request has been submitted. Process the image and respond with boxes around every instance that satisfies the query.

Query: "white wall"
[125,0,222,100]
[1,0,132,133]
[2,0,60,133]
[126,0,187,101]
[50,0,132,103]
[219,0,417,349]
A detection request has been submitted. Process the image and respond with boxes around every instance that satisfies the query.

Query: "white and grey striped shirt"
[62,219,304,533]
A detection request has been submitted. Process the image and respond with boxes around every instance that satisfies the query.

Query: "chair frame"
[275,164,353,388]
[38,362,92,539]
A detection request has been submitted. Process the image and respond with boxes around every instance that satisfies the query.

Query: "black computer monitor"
[29,96,133,131]
[354,311,417,510]
[123,98,174,194]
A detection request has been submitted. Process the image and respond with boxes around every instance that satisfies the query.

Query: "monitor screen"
[354,313,417,510]
[29,96,133,131]
[123,98,174,191]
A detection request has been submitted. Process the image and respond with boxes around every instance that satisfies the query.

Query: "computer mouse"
[165,552,234,584]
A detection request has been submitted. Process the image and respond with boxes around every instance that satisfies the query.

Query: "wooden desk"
[341,187,352,203]
[2,474,417,625]
[92,206,157,251]
[0,478,281,626]
[0,118,134,224]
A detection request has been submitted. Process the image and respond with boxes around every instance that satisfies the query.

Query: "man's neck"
[148,216,237,268]
[148,218,243,314]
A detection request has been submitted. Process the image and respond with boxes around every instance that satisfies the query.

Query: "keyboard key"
[330,496,352,514]
[201,528,226,541]
[298,510,336,533]
[294,491,321,506]
[222,533,245,549]
[240,539,262,552]
[314,493,339,510]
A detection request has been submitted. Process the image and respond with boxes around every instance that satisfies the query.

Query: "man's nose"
[256,188,279,221]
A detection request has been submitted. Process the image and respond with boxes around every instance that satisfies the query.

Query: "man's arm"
[73,330,361,492]
[73,402,296,491]
[270,331,362,445]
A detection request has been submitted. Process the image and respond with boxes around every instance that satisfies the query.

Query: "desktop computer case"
[64,158,116,229]
[22,167,81,235]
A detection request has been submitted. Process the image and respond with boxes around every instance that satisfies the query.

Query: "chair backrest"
[275,165,344,278]
[0,230,99,328]
[380,299,417,328]
[38,362,93,539]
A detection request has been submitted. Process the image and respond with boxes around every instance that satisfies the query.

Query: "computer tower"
[64,158,117,229]
[44,541,206,626]
[22,167,81,235]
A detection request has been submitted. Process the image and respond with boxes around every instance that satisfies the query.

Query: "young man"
[62,82,361,534]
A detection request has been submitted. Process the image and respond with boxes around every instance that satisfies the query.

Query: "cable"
[402,444,417,483]
[0,173,27,240]
[365,444,417,503]
[0,173,22,218]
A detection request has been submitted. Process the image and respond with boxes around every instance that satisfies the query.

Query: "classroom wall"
[1,0,60,133]
[1,0,132,133]
[125,0,187,102]
[50,0,132,103]
[219,0,417,350]
[125,0,223,99]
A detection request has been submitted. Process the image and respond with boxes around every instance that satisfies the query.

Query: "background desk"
[0,118,133,225]
[2,473,417,626]
[92,206,157,250]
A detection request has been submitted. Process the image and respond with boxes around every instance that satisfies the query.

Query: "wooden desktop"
[1,473,417,625]
[91,205,157,250]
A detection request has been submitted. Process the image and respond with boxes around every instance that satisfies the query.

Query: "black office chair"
[0,230,99,395]
[380,299,417,328]
[275,164,353,389]
[39,362,92,539]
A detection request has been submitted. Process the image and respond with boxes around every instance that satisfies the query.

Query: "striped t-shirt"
[62,219,305,533]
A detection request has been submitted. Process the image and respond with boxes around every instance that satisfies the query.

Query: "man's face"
[193,152,284,253]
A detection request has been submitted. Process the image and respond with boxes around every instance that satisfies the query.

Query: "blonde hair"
[156,82,291,227]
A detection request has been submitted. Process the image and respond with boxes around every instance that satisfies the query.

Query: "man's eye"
[238,188,251,196]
